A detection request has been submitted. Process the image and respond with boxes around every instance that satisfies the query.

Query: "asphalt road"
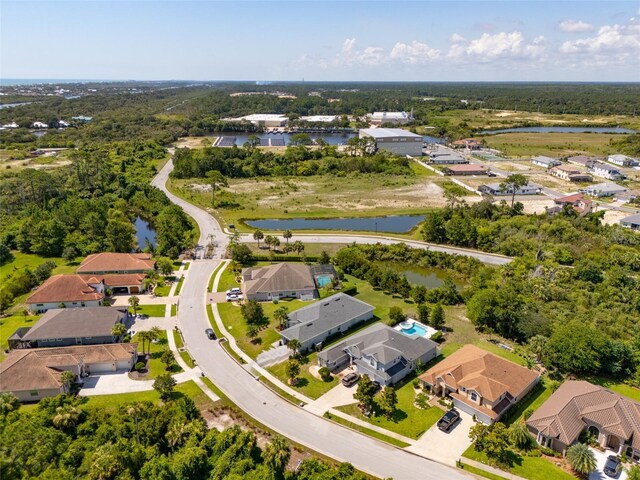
[154,159,474,479]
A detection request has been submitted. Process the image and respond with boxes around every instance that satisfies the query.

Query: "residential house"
[442,164,487,176]
[590,162,625,181]
[608,154,639,167]
[429,151,468,165]
[419,345,540,424]
[242,263,318,301]
[452,138,482,150]
[548,165,592,182]
[526,380,640,462]
[9,307,129,349]
[317,323,439,386]
[27,275,105,313]
[551,193,593,215]
[478,182,542,196]
[531,156,561,169]
[580,182,628,198]
[280,293,374,352]
[77,253,155,293]
[0,343,138,402]
[620,213,640,231]
[567,155,599,168]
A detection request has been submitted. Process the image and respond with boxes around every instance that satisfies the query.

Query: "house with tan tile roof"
[26,275,105,313]
[242,263,318,301]
[77,252,155,274]
[0,343,137,402]
[419,344,540,424]
[526,380,640,462]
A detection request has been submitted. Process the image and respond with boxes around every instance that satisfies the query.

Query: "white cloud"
[558,20,594,33]
[559,16,640,60]
[449,33,466,43]
[448,31,545,61]
[389,41,441,64]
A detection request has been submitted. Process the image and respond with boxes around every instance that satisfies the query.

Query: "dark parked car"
[341,372,360,387]
[603,455,621,478]
[437,409,461,432]
[205,328,216,340]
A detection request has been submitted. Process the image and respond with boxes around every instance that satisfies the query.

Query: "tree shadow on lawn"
[293,377,309,389]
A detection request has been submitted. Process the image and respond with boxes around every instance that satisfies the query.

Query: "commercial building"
[299,115,339,123]
[359,128,423,156]
[279,293,374,352]
[367,111,412,125]
[420,345,540,424]
[318,323,438,386]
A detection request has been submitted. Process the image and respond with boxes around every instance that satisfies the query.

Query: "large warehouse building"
[359,128,423,156]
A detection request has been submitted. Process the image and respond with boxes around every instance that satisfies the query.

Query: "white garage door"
[90,362,114,373]
[116,360,131,371]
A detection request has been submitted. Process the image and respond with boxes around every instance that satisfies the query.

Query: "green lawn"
[0,313,41,360]
[207,304,245,364]
[153,277,175,297]
[133,304,167,317]
[323,412,411,448]
[502,380,554,425]
[267,351,338,400]
[81,380,215,412]
[336,375,443,439]
[171,304,177,316]
[583,376,640,403]
[131,331,183,379]
[345,274,417,320]
[208,261,226,292]
[0,251,81,283]
[463,445,574,480]
[458,463,510,480]
[172,329,195,368]
[174,276,185,295]
[216,265,239,293]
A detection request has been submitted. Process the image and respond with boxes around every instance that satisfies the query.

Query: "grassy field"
[463,445,575,480]
[133,304,167,317]
[131,330,183,379]
[248,243,345,257]
[168,164,442,233]
[481,132,622,158]
[584,376,640,403]
[335,374,443,439]
[323,412,411,448]
[0,313,41,360]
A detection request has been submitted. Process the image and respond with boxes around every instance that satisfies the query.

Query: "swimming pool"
[316,275,333,287]
[396,320,437,339]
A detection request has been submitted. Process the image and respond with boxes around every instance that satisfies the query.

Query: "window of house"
[30,391,39,397]
[471,392,478,401]
[37,303,44,306]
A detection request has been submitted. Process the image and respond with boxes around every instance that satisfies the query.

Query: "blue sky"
[1,1,639,81]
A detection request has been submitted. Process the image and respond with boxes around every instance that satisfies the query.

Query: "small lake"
[211,132,444,146]
[246,215,425,233]
[135,217,157,249]
[387,263,462,289]
[480,126,637,135]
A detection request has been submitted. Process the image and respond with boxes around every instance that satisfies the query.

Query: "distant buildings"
[590,162,625,180]
[479,182,541,196]
[359,128,423,156]
[608,154,639,167]
[367,111,412,125]
[299,115,339,123]
[580,182,628,198]
[224,114,289,128]
[531,156,561,169]
[552,193,593,215]
[428,149,468,165]
[548,165,592,182]
[442,164,487,176]
[567,155,599,168]
[31,121,48,129]
[451,138,482,150]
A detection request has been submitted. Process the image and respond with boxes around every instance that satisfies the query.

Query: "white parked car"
[227,287,242,295]
[226,293,242,302]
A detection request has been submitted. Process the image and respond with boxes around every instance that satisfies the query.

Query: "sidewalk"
[461,459,525,480]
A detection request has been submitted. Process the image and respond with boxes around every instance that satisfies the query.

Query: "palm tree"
[283,230,293,245]
[292,240,305,255]
[566,442,596,475]
[60,370,77,394]
[128,295,140,316]
[138,331,152,355]
[111,323,127,341]
[127,403,143,444]
[285,359,300,386]
[150,326,162,344]
[205,170,228,208]
[508,422,532,449]
[253,229,264,249]
[287,339,301,357]
[273,306,289,330]
[263,435,291,478]
[527,335,548,363]
[53,405,81,430]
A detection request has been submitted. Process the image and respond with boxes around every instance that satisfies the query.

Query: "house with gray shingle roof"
[317,323,438,386]
[280,293,373,352]
[242,263,318,301]
[526,380,640,461]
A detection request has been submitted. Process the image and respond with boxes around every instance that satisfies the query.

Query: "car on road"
[341,372,360,387]
[603,455,621,478]
[437,409,461,432]
[205,328,216,340]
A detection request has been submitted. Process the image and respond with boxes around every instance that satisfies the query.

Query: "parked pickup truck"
[437,409,460,432]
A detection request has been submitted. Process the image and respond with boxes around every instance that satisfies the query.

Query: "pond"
[387,262,462,289]
[134,217,157,249]
[245,215,425,233]
[480,126,637,135]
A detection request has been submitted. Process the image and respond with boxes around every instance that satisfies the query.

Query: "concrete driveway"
[207,292,229,304]
[128,316,176,333]
[589,448,628,480]
[79,371,153,396]
[306,382,358,415]
[406,409,473,466]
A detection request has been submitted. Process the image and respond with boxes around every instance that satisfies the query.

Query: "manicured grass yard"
[0,251,81,283]
[458,463,509,480]
[174,276,185,295]
[323,412,411,448]
[132,304,167,317]
[0,313,41,360]
[172,329,195,368]
[336,375,443,440]
[267,351,338,400]
[463,444,575,480]
[131,331,183,379]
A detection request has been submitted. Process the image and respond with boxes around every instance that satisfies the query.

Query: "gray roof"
[359,128,421,139]
[318,323,438,366]
[582,182,627,193]
[280,293,373,344]
[621,213,640,225]
[591,162,622,172]
[21,307,127,341]
[243,263,316,295]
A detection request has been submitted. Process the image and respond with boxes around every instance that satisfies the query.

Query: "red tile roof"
[27,275,104,304]
[77,253,155,274]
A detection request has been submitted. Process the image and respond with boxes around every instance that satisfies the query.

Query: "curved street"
[153,159,475,480]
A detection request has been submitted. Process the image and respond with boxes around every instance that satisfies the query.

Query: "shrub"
[135,362,146,371]
[430,331,443,342]
[412,379,420,389]
[318,367,332,381]
[523,408,534,420]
